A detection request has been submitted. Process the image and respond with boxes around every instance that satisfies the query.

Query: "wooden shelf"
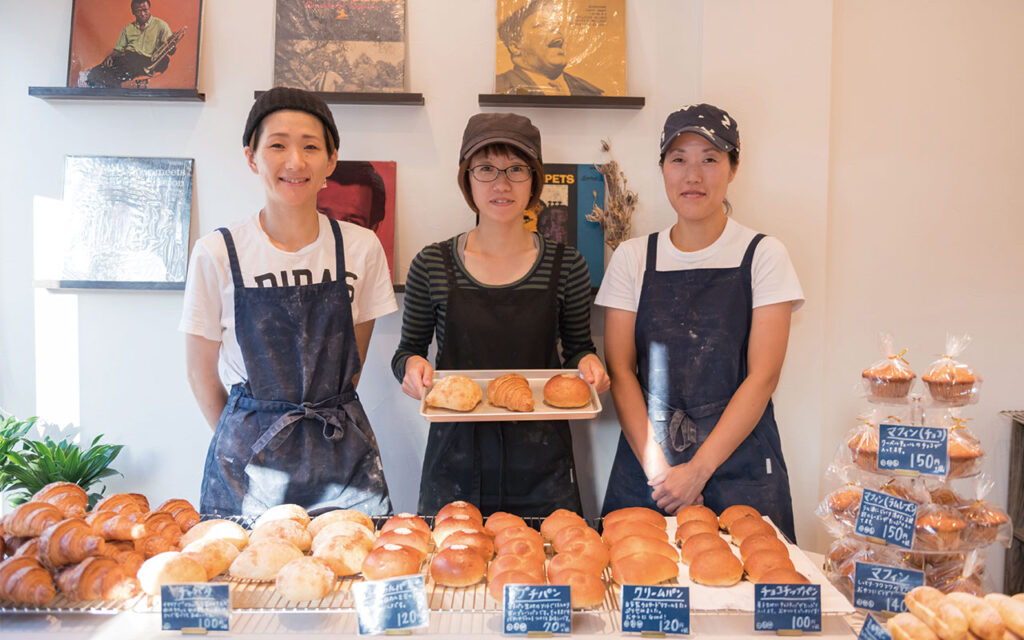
[254,90,424,106]
[28,86,205,102]
[478,94,644,109]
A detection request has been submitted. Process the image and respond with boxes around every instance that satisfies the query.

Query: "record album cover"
[317,160,397,282]
[58,156,194,288]
[496,0,625,97]
[526,164,606,287]
[274,0,406,92]
[67,0,202,89]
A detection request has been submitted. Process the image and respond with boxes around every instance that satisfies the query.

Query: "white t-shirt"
[179,213,398,385]
[595,218,805,313]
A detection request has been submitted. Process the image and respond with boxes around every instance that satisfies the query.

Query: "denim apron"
[199,218,392,518]
[417,240,583,518]
[600,232,796,541]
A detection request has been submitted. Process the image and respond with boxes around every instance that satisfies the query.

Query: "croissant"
[31,482,88,519]
[425,375,483,412]
[56,555,141,601]
[143,512,183,545]
[86,510,146,541]
[92,493,145,516]
[487,374,535,412]
[38,518,105,569]
[3,532,30,559]
[5,502,64,537]
[0,556,56,605]
[13,538,40,561]
[128,494,150,512]
[156,499,200,533]
[99,541,145,577]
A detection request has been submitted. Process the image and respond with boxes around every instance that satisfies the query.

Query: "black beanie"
[242,87,340,150]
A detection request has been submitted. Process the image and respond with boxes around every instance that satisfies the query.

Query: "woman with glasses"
[392,113,609,517]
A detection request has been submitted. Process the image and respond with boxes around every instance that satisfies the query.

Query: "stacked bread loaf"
[887,585,1024,640]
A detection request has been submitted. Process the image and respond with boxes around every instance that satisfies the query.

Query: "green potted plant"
[4,431,124,510]
[0,414,36,511]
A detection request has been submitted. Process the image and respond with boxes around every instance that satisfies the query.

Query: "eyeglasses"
[467,164,533,183]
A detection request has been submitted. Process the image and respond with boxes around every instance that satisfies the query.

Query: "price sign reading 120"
[621,585,690,635]
[878,424,949,476]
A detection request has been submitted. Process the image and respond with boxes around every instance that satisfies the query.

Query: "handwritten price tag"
[852,561,924,613]
[878,424,949,476]
[503,585,571,635]
[161,584,230,632]
[352,574,429,635]
[859,614,892,640]
[855,489,918,549]
[621,585,689,635]
[754,583,821,632]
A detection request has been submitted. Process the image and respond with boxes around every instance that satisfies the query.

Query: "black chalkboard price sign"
[858,614,892,640]
[352,574,429,635]
[503,584,571,635]
[620,584,690,635]
[754,583,821,632]
[160,584,230,632]
[852,561,924,613]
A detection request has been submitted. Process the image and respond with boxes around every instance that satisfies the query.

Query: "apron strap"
[329,218,346,275]
[641,232,659,290]
[217,227,245,291]
[440,239,458,291]
[249,392,355,455]
[737,233,766,382]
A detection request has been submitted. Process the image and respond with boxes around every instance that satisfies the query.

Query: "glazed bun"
[756,568,810,584]
[488,569,544,603]
[487,554,545,583]
[430,545,486,587]
[689,549,743,586]
[739,534,787,562]
[432,515,485,546]
[439,529,494,560]
[560,539,610,570]
[604,507,666,530]
[548,568,605,609]
[611,552,678,586]
[553,525,603,553]
[436,501,483,525]
[253,504,310,529]
[743,549,794,582]
[610,536,678,565]
[548,551,605,579]
[484,512,527,536]
[676,505,718,529]
[719,505,761,531]
[674,519,719,546]
[361,544,422,581]
[728,515,775,545]
[541,509,586,542]
[380,513,431,536]
[374,527,431,561]
[308,509,374,538]
[602,521,668,546]
[275,557,336,601]
[496,537,546,565]
[543,374,591,408]
[680,532,730,565]
[494,526,543,549]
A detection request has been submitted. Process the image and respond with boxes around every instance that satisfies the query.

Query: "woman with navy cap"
[597,104,803,541]
[180,87,395,517]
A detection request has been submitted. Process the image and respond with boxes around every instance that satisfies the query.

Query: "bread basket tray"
[418,369,603,422]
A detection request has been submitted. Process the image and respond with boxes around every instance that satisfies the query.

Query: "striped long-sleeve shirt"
[391,233,597,380]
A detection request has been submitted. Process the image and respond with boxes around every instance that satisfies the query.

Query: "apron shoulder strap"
[741,233,766,269]
[329,218,346,274]
[216,227,245,290]
[640,232,659,292]
[737,233,767,382]
[439,238,458,290]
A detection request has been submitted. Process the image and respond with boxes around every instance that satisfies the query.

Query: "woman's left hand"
[577,353,610,394]
[648,462,713,515]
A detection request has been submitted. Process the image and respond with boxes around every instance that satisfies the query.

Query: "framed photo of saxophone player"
[66,0,203,90]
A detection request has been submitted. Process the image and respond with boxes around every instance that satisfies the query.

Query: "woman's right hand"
[401,356,434,400]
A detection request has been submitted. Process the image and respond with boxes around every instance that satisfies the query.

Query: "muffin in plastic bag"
[947,419,984,478]
[928,549,985,595]
[861,333,916,400]
[913,504,967,551]
[922,334,981,405]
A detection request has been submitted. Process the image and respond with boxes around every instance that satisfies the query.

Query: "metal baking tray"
[419,369,602,422]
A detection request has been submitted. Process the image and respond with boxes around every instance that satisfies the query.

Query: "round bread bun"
[719,505,762,531]
[674,519,719,546]
[487,553,545,582]
[484,512,527,536]
[495,537,546,565]
[676,505,719,529]
[611,552,679,586]
[380,513,431,536]
[430,545,486,587]
[312,520,375,555]
[250,518,312,552]
[739,533,787,562]
[689,548,743,586]
[553,525,603,553]
[373,527,431,561]
[543,374,590,408]
[308,509,374,538]
[312,532,373,576]
[439,529,494,560]
[275,557,336,601]
[602,520,668,546]
[728,515,775,545]
[179,519,249,551]
[494,525,543,549]
[253,504,310,529]
[756,568,810,584]
[432,515,485,546]
[181,537,240,580]
[743,549,794,582]
[604,507,666,530]
[137,551,207,595]
[560,539,609,569]
[488,569,544,603]
[436,501,483,525]
[680,532,730,565]
[361,543,422,581]
[229,539,303,581]
[547,568,605,609]
[610,536,678,565]
[548,551,605,578]
[540,508,586,542]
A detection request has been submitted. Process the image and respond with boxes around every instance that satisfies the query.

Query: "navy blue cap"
[660,104,740,155]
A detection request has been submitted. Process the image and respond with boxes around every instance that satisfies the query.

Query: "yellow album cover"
[495,0,625,97]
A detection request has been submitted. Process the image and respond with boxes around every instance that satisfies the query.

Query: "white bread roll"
[275,557,335,601]
[181,537,239,580]
[229,540,303,581]
[137,552,206,595]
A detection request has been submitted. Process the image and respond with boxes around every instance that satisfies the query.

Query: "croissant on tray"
[99,541,145,577]
[56,555,141,601]
[92,493,145,516]
[4,502,64,537]
[31,482,88,519]
[0,556,57,605]
[38,518,105,569]
[156,499,200,533]
[86,510,146,541]
[487,374,535,412]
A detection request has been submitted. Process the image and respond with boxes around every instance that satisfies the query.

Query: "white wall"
[2,0,1022,587]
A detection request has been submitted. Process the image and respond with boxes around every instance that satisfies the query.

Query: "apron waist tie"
[250,393,354,455]
[659,398,731,453]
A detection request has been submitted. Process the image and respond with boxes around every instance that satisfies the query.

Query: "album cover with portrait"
[274,0,406,92]
[317,161,397,282]
[67,0,203,89]
[526,164,606,287]
[495,0,625,97]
